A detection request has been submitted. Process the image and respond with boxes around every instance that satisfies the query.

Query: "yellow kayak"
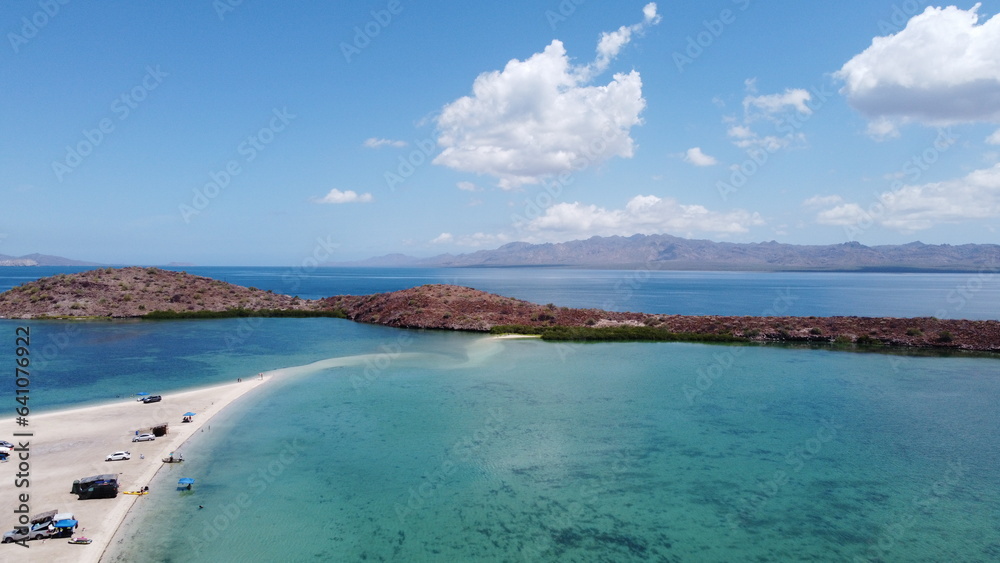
[122,491,148,495]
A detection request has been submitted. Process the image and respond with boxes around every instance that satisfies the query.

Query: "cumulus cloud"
[363,137,408,149]
[433,5,660,189]
[744,88,813,117]
[724,82,812,151]
[431,231,509,247]
[456,181,480,191]
[814,163,1000,231]
[516,194,763,241]
[836,5,1000,132]
[865,117,901,141]
[314,188,373,204]
[987,128,1000,145]
[684,147,718,166]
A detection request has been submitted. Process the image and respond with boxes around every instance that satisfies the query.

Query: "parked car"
[0,440,13,448]
[2,524,53,543]
[132,433,155,442]
[141,395,162,404]
[105,451,131,461]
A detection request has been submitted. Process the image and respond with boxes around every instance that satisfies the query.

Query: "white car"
[105,451,131,461]
[132,433,155,442]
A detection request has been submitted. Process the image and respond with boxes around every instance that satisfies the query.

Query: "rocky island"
[0,267,997,354]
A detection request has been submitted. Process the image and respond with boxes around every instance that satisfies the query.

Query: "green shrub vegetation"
[490,324,743,343]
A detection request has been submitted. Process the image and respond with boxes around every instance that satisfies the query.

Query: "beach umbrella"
[178,478,195,485]
[183,412,196,417]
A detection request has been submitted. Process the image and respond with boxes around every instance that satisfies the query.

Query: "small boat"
[69,537,92,545]
[162,453,184,463]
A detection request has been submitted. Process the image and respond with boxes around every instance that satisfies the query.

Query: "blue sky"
[3,0,999,265]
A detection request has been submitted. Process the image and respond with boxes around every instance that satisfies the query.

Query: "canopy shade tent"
[183,412,196,417]
[178,478,195,485]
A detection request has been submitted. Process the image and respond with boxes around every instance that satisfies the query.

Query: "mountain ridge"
[330,234,1000,272]
[0,253,102,267]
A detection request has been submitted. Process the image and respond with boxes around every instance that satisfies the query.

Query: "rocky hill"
[321,284,1000,352]
[1,269,997,353]
[0,267,321,318]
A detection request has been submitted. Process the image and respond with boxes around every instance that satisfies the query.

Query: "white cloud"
[314,189,373,204]
[516,195,763,241]
[987,128,1000,145]
[814,163,1000,230]
[743,88,813,117]
[865,117,901,141]
[727,125,754,139]
[802,195,844,208]
[432,232,509,247]
[363,137,408,149]
[836,5,1000,129]
[433,5,660,189]
[684,147,718,167]
[456,181,480,191]
[724,83,811,152]
[589,3,661,77]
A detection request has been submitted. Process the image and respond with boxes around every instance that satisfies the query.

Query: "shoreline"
[0,349,427,562]
[0,371,277,563]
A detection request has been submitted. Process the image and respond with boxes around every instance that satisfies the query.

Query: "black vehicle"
[142,395,162,404]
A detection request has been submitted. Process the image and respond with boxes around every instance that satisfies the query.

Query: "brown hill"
[0,267,320,318]
[321,284,999,352]
[1,269,997,353]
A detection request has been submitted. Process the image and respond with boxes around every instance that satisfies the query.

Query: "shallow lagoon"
[92,321,1000,562]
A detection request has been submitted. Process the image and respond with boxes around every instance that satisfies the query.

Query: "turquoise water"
[93,322,1000,562]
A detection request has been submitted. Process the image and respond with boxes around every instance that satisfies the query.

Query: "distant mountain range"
[332,234,1000,272]
[0,253,102,267]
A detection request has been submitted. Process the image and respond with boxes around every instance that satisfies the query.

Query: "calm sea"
[1,267,998,561]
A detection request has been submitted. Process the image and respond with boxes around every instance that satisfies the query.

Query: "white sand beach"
[0,374,272,563]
